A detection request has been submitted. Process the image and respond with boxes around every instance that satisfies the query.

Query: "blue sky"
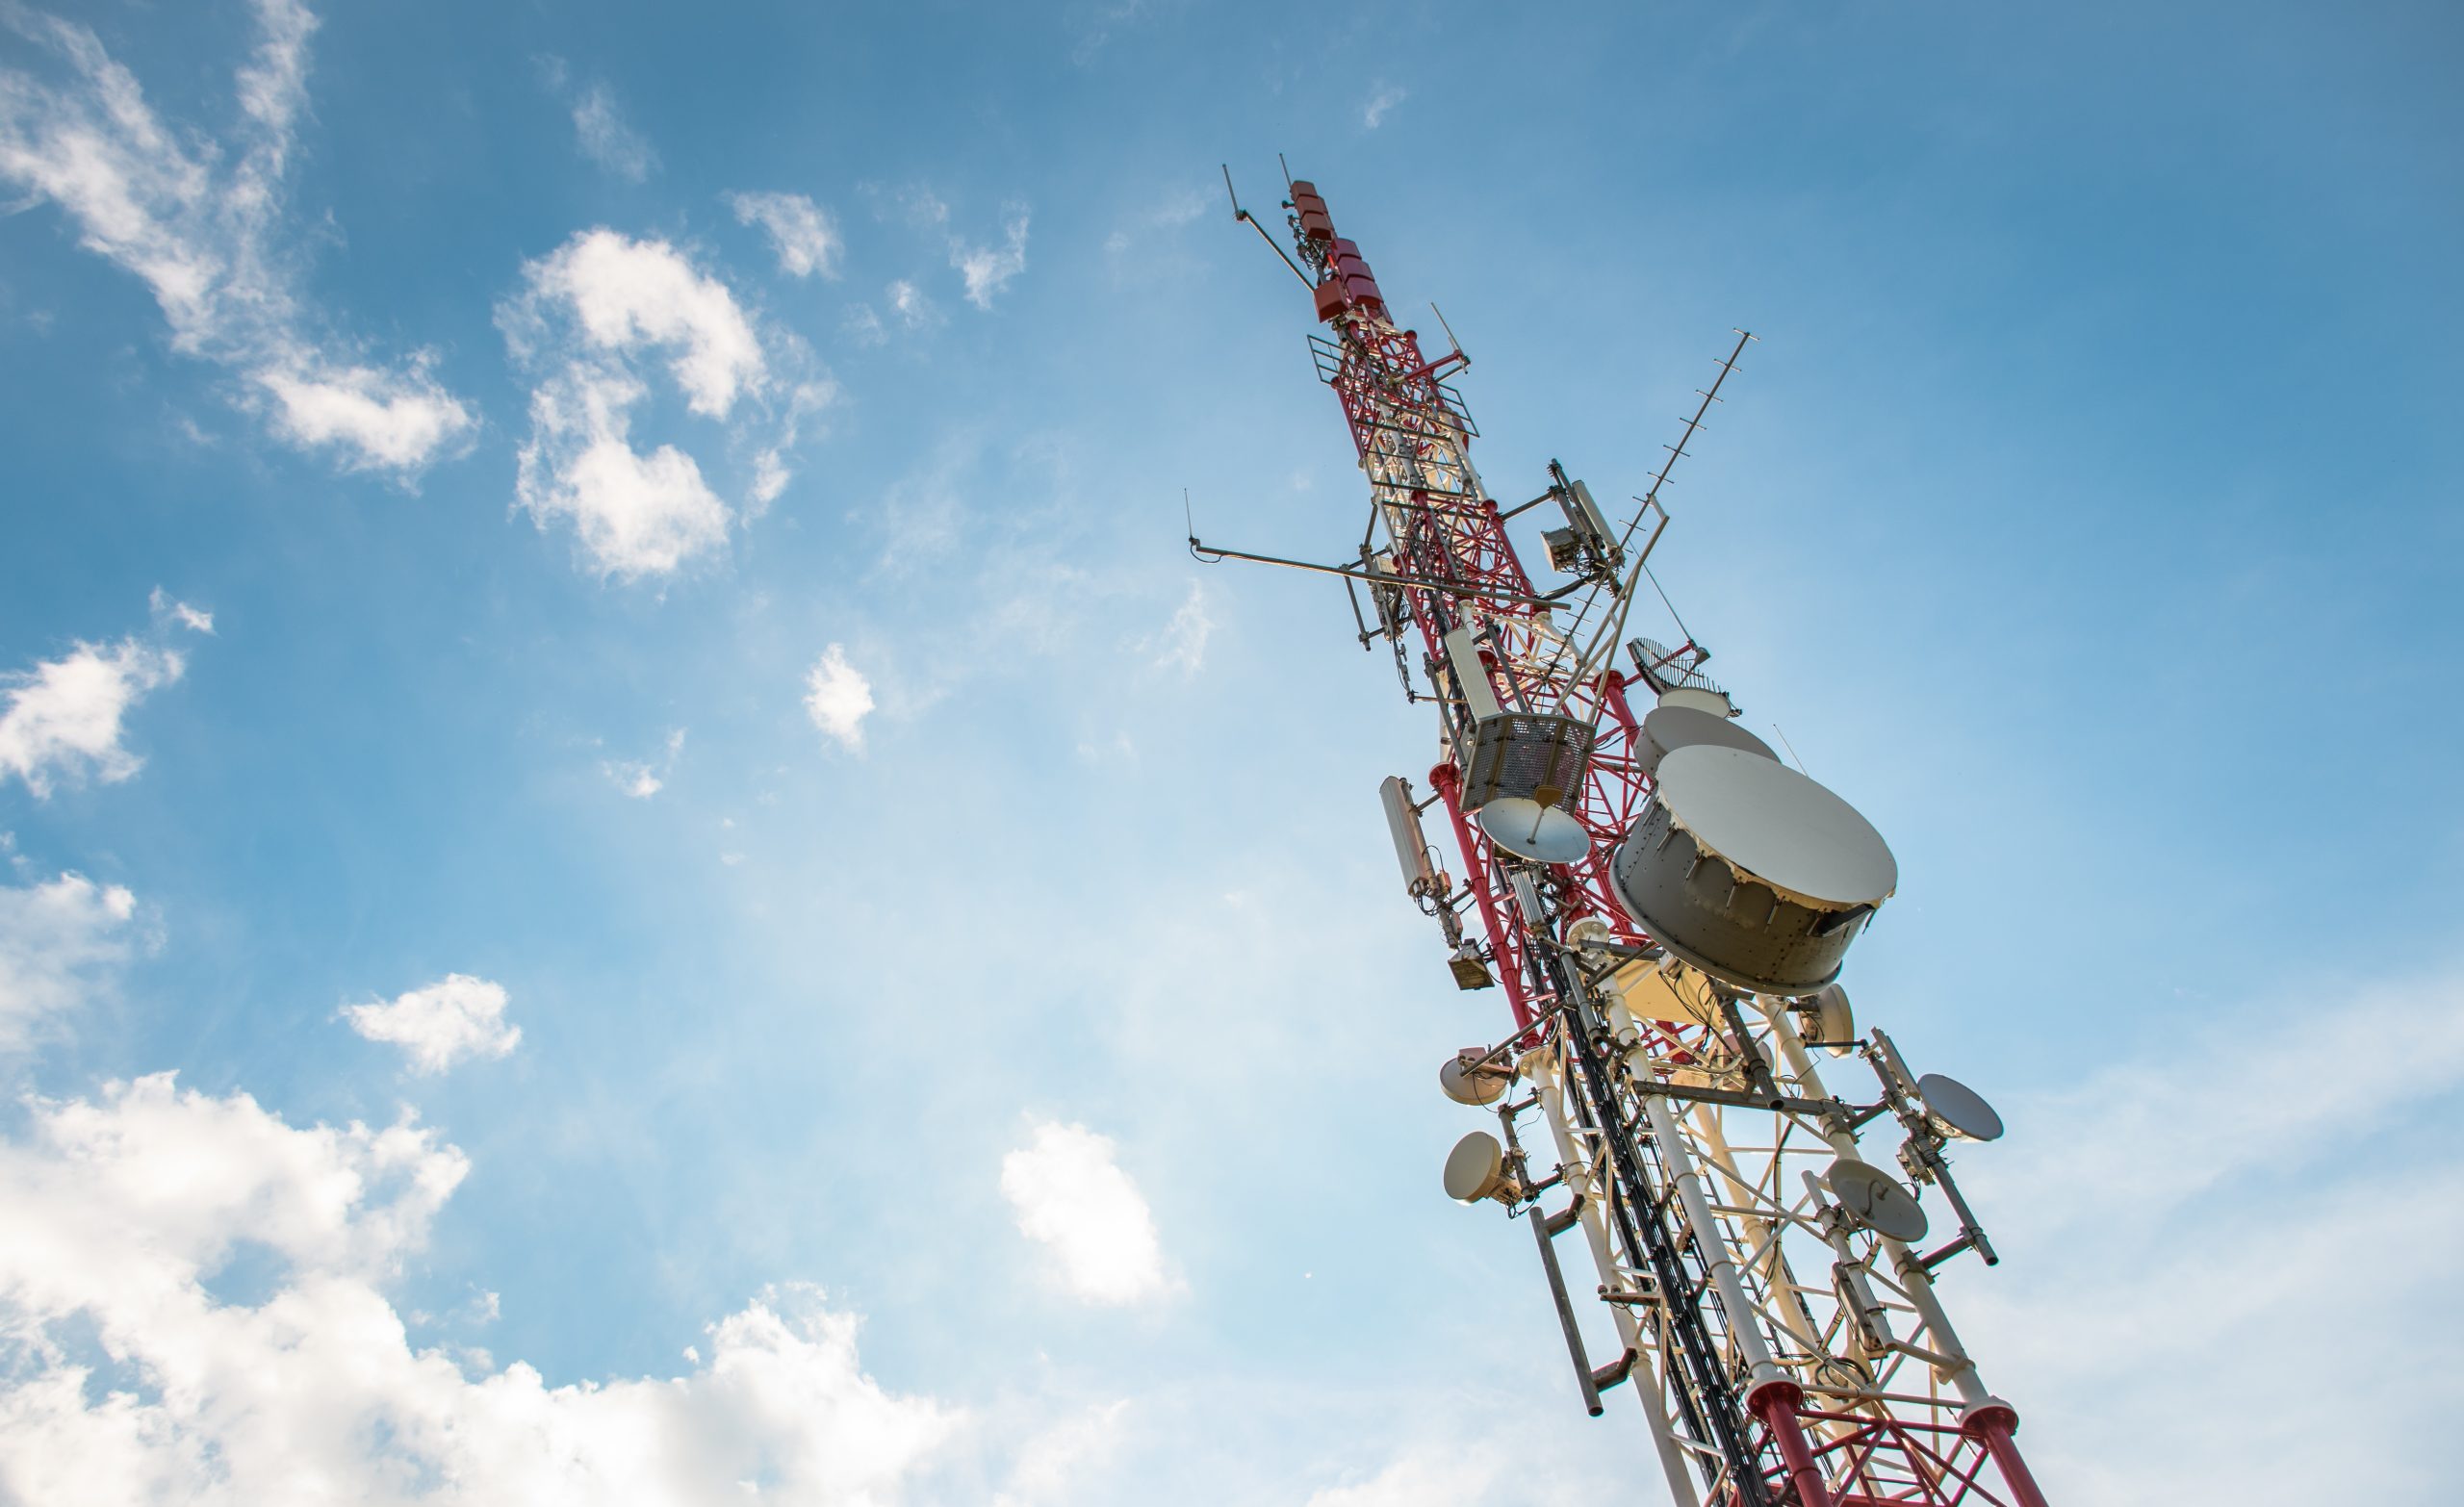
[1,1,2458,1502]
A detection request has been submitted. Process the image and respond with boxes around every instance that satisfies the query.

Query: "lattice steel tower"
[1201,172,2053,1507]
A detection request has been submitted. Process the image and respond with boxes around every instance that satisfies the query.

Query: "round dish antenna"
[1638,703,1776,776]
[1917,1073,2005,1142]
[1477,797,1591,863]
[1797,983,1857,1058]
[1443,1131,1519,1204]
[1609,744,1898,997]
[1825,1157,1928,1243]
[1656,686,1735,719]
[1439,1050,1513,1107]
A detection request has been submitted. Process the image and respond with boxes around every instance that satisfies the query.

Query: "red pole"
[1965,1402,2051,1507]
[1748,1382,1834,1507]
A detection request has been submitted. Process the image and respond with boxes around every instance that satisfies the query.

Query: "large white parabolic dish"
[1609,744,1898,995]
[1638,703,1776,776]
[1654,745,1896,908]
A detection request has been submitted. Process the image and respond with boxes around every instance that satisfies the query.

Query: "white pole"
[1641,1094,1786,1392]
[1528,1044,1703,1507]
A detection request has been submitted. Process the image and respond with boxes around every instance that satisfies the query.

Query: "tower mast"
[1218,175,2053,1507]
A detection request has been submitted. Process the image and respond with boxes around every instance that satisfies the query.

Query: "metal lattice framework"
[1213,175,2055,1507]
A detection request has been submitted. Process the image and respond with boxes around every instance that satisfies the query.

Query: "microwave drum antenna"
[1638,703,1777,776]
[1440,1050,1514,1106]
[1443,1131,1519,1204]
[1609,744,1896,996]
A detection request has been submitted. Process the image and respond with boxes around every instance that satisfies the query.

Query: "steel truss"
[1264,180,2053,1507]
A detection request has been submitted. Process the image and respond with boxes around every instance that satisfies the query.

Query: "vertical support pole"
[1642,1093,1834,1502]
[1641,1095,1784,1391]
[1966,1403,2053,1507]
[1751,1383,1835,1507]
[1530,1049,1704,1507]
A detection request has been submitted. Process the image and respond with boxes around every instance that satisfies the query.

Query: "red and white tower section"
[1202,175,2054,1507]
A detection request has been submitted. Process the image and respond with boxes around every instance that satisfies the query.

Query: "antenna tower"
[1205,173,2054,1507]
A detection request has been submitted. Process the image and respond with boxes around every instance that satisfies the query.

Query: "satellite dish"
[1916,1073,2004,1142]
[1799,983,1857,1057]
[1638,703,1775,776]
[1439,1050,1512,1107]
[1656,686,1736,719]
[1443,1131,1516,1204]
[1825,1158,1928,1243]
[1608,745,1898,997]
[1477,797,1591,863]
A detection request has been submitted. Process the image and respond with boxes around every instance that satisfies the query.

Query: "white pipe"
[1529,1046,1701,1507]
[1641,1094,1785,1391]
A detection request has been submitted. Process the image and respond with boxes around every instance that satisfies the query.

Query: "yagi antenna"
[1532,329,1757,720]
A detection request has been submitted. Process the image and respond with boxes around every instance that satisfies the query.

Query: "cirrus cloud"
[0,0,474,475]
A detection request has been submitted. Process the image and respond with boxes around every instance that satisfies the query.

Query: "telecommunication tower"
[1199,170,2053,1507]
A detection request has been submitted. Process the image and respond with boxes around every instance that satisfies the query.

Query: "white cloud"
[0,1075,961,1504]
[1953,967,2464,1504]
[803,645,874,753]
[1362,84,1405,129]
[843,303,888,346]
[0,0,474,474]
[728,190,842,279]
[146,587,215,635]
[993,1399,1129,1507]
[1102,184,1210,261]
[603,727,686,799]
[1305,1453,1496,1507]
[500,229,825,579]
[999,1119,1173,1306]
[569,80,656,181]
[341,974,521,1074]
[0,598,208,796]
[0,871,138,1054]
[1142,580,1213,677]
[516,230,764,417]
[952,211,1030,310]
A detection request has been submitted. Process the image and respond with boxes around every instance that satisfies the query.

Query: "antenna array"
[1206,171,2054,1507]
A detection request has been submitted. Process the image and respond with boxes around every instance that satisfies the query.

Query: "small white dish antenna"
[1439,1050,1512,1107]
[1565,916,1616,957]
[1443,1131,1518,1204]
[1477,797,1591,864]
[1825,1157,1928,1243]
[1799,983,1857,1057]
[1916,1073,2004,1142]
